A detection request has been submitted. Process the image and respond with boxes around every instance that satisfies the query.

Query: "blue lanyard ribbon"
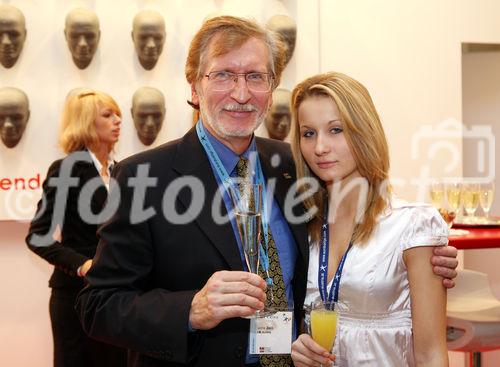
[195,120,273,284]
[318,207,353,308]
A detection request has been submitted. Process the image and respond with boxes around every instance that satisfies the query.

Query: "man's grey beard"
[200,105,266,139]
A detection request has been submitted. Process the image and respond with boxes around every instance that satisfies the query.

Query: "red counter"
[449,227,500,250]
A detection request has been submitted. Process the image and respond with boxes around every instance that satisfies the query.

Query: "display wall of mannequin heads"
[132,10,166,70]
[266,14,296,66]
[0,87,30,148]
[131,87,165,146]
[0,4,27,68]
[64,8,100,69]
[265,88,291,141]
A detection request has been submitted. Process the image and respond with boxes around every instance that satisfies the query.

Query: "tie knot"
[236,156,250,179]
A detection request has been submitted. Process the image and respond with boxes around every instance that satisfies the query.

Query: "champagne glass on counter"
[446,181,462,214]
[429,180,444,209]
[479,181,495,219]
[443,181,461,228]
[462,182,480,222]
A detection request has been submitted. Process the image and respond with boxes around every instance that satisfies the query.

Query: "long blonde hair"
[291,72,391,244]
[59,89,121,154]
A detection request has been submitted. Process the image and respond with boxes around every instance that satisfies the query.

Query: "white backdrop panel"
[0,0,317,220]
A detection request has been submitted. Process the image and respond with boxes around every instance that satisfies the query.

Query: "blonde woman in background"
[289,72,449,367]
[26,90,126,367]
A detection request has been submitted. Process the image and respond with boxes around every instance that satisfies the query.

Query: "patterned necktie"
[235,157,292,367]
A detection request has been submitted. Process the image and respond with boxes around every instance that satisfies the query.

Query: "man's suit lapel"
[172,128,243,271]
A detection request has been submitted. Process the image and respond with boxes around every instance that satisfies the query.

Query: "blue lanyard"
[195,120,273,285]
[318,207,353,308]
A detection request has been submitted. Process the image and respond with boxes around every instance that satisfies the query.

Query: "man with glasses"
[76,16,458,367]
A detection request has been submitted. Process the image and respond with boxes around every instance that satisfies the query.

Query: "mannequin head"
[0,5,27,68]
[0,87,30,148]
[132,10,166,70]
[131,87,165,145]
[265,88,291,140]
[64,8,100,69]
[266,15,296,66]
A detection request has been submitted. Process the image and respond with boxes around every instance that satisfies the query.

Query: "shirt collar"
[87,149,114,176]
[203,123,257,176]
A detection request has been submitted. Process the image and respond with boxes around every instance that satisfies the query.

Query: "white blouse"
[304,198,449,366]
[88,150,114,191]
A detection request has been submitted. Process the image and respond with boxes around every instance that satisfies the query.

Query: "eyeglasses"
[204,71,273,92]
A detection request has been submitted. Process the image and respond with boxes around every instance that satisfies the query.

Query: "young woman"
[26,90,126,367]
[290,72,449,366]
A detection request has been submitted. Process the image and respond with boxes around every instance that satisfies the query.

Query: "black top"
[26,150,108,289]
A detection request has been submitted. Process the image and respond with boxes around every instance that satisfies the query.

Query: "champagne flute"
[444,181,461,228]
[462,182,480,222]
[228,180,272,317]
[479,181,495,220]
[429,180,444,209]
[446,181,462,214]
[228,180,262,272]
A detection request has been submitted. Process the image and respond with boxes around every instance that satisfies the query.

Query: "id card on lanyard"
[318,207,353,307]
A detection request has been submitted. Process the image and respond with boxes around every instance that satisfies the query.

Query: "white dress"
[304,199,449,366]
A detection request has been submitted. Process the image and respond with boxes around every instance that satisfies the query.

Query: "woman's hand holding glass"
[291,300,337,367]
[291,334,336,367]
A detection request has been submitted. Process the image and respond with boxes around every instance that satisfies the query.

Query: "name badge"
[248,311,293,355]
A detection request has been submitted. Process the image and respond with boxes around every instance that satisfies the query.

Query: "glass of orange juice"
[309,300,338,355]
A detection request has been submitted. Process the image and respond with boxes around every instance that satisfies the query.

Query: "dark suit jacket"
[26,150,109,289]
[76,128,309,367]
